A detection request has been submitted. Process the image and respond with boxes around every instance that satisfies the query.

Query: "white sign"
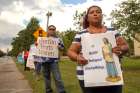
[27,44,36,69]
[81,32,123,87]
[36,37,59,58]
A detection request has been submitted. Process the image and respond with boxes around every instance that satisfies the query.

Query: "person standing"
[34,25,66,93]
[67,5,128,93]
[23,49,29,71]
[34,30,44,80]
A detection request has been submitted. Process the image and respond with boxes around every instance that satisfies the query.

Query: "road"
[0,56,32,93]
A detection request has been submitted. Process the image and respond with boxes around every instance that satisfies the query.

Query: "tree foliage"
[10,17,40,56]
[73,10,86,31]
[111,0,140,41]
[57,28,76,55]
[10,11,85,56]
[0,50,6,57]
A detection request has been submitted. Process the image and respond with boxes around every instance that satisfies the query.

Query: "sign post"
[33,27,47,39]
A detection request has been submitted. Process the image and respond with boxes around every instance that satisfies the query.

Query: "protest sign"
[82,31,123,87]
[17,54,24,64]
[36,37,59,58]
[26,44,36,69]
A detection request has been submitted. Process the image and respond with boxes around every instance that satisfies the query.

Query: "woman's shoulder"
[77,29,88,35]
[106,27,115,32]
[106,27,121,38]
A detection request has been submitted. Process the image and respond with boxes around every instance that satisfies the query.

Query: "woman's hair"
[83,5,102,29]
[48,25,56,30]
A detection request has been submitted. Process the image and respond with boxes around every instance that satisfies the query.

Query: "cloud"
[20,0,35,7]
[0,0,125,52]
[0,0,65,29]
[0,0,15,12]
[61,0,86,5]
[0,37,12,47]
[0,20,23,52]
[0,0,124,29]
[0,0,123,31]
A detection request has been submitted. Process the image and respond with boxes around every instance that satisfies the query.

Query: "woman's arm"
[67,43,80,61]
[67,43,88,65]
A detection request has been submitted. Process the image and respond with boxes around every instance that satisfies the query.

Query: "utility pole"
[46,11,52,31]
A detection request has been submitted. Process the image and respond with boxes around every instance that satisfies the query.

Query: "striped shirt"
[72,28,120,80]
[34,37,64,63]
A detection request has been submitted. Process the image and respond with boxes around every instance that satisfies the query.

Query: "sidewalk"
[0,57,32,93]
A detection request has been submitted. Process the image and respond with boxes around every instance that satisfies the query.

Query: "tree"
[0,50,6,57]
[11,17,40,56]
[57,28,76,55]
[110,0,140,55]
[73,10,86,31]
[111,0,140,42]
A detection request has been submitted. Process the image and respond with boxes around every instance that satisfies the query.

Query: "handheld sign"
[26,44,36,69]
[82,31,123,87]
[36,37,59,58]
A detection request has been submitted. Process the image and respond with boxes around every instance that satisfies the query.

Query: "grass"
[122,57,140,93]
[15,58,81,93]
[14,57,140,93]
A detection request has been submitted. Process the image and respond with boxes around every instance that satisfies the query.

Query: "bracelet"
[76,55,79,62]
[76,55,83,65]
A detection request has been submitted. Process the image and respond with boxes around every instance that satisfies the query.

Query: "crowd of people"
[17,5,129,93]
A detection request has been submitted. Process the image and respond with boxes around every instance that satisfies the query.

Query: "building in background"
[134,33,140,56]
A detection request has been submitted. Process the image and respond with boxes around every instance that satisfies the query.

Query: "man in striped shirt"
[34,25,66,93]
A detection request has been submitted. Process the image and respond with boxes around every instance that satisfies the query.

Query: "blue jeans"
[79,80,122,93]
[42,62,65,93]
[34,62,42,75]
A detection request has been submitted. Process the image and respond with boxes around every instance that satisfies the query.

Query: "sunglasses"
[49,28,55,30]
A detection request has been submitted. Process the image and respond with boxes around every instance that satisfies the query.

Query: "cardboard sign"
[81,31,123,87]
[26,44,36,69]
[36,37,59,58]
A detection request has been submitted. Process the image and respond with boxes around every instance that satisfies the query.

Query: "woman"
[23,49,29,71]
[34,30,43,81]
[67,5,128,93]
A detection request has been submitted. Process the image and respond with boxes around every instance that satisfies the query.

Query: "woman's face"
[87,6,102,24]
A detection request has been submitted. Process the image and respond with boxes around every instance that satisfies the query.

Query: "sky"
[0,0,125,52]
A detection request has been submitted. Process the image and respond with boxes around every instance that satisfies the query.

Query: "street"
[0,56,32,93]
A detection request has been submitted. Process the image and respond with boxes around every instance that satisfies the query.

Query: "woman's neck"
[87,24,106,34]
[91,22,102,28]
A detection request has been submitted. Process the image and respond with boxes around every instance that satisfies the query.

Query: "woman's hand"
[114,36,129,56]
[112,46,122,56]
[77,54,88,65]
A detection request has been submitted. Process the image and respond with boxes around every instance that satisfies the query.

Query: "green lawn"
[15,57,140,93]
[122,57,140,93]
